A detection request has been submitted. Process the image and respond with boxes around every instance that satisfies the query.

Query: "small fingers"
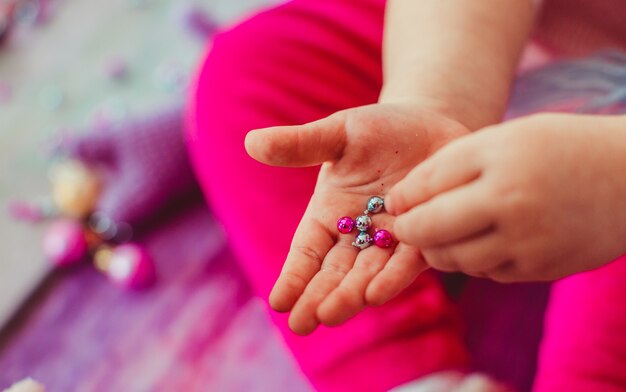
[287,237,358,335]
[393,182,494,248]
[421,231,507,275]
[365,242,427,306]
[386,139,481,215]
[317,245,393,327]
[269,217,335,313]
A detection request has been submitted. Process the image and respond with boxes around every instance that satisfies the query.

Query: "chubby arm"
[381,0,537,130]
[248,1,539,334]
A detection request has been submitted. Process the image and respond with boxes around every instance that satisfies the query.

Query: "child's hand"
[387,113,626,282]
[245,101,469,334]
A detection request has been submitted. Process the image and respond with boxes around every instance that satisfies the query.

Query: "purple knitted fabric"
[61,106,198,228]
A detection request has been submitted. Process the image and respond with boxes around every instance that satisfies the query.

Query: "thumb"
[244,112,346,167]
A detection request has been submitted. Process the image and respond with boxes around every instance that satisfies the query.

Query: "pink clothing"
[186,1,467,391]
[535,259,626,392]
[527,1,626,390]
[186,0,626,390]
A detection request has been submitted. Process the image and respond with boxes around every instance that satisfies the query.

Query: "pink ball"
[106,244,155,290]
[337,216,355,234]
[42,219,88,267]
[373,229,393,248]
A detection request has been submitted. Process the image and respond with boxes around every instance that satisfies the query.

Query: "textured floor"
[0,203,312,391]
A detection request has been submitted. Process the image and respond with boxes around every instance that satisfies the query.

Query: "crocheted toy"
[10,106,199,289]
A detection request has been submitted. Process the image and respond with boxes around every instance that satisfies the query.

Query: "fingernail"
[289,318,318,336]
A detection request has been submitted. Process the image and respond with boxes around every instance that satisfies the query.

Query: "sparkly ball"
[106,244,155,290]
[355,215,372,232]
[373,229,393,248]
[352,231,372,250]
[367,196,385,214]
[42,219,87,267]
[337,216,355,234]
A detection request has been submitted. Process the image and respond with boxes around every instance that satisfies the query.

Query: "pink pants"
[186,0,626,390]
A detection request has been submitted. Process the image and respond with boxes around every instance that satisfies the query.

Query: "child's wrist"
[378,90,462,123]
[378,86,503,131]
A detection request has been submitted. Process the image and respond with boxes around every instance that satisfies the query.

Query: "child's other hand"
[387,113,626,282]
[245,101,469,334]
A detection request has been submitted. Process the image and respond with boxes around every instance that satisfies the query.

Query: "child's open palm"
[245,102,469,335]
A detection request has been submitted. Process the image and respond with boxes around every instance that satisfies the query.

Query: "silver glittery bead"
[352,231,372,250]
[367,196,384,214]
[355,215,372,232]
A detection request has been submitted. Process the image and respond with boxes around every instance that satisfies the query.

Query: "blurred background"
[4,1,625,391]
[0,0,312,390]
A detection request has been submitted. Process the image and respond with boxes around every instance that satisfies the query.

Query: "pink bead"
[373,229,393,248]
[42,219,88,267]
[337,216,355,234]
[106,244,155,290]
